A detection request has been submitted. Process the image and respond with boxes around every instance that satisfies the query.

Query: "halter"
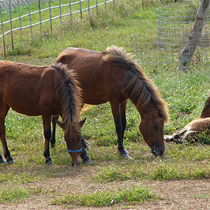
[67,148,82,153]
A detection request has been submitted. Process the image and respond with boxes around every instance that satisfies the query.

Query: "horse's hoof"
[120,153,132,159]
[164,135,174,142]
[45,159,53,165]
[6,156,14,164]
[7,159,14,165]
[0,159,5,164]
[83,159,92,164]
[85,146,91,151]
[71,161,80,166]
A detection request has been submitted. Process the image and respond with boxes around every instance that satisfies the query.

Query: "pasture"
[0,0,210,209]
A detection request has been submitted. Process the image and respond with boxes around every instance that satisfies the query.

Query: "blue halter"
[67,148,82,153]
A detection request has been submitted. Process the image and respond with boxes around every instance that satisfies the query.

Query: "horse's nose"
[151,146,164,156]
[158,148,164,156]
[71,160,80,166]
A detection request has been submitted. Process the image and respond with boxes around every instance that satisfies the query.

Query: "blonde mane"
[53,63,82,136]
[103,46,169,124]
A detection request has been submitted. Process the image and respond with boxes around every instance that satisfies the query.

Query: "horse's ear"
[79,118,87,128]
[56,120,65,129]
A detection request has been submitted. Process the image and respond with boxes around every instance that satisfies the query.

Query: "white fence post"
[9,0,14,50]
[49,0,52,33]
[80,0,82,19]
[38,0,43,37]
[59,0,62,24]
[69,0,72,20]
[17,0,23,43]
[27,0,33,41]
[88,0,90,15]
[0,0,6,58]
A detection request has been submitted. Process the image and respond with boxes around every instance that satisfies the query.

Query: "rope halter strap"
[67,148,82,153]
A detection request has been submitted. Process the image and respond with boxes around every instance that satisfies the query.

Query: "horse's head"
[57,118,86,166]
[139,110,165,156]
[200,96,210,118]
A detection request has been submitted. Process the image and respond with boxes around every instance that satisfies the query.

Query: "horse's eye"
[206,105,210,110]
[154,125,159,130]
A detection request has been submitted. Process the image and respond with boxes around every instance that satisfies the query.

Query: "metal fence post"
[88,0,90,15]
[79,0,82,19]
[69,0,72,20]
[49,0,52,33]
[9,0,14,50]
[96,0,98,13]
[28,0,33,41]
[17,0,23,43]
[38,0,42,37]
[59,0,62,24]
[0,0,6,58]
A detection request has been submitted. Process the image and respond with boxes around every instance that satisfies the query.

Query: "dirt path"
[1,175,210,210]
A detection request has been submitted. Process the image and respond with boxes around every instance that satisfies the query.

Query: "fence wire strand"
[0,0,114,58]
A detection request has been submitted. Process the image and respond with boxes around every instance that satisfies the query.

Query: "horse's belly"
[4,96,41,116]
[10,103,41,116]
[82,89,108,105]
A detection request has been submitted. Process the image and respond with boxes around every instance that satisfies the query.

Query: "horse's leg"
[0,154,4,163]
[0,102,13,164]
[80,136,91,163]
[172,128,187,141]
[183,131,195,140]
[120,101,127,146]
[42,113,53,164]
[110,100,130,158]
[50,115,59,148]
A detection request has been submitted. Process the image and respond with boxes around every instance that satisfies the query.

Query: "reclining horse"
[165,95,210,142]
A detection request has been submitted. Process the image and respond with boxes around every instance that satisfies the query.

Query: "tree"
[178,0,210,72]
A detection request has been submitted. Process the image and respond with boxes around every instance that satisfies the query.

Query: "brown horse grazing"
[53,46,169,158]
[0,60,83,166]
[200,95,210,118]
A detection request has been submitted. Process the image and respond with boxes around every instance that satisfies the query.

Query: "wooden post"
[178,0,210,72]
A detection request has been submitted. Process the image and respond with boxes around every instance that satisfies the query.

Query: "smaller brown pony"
[165,117,210,142]
[0,60,83,166]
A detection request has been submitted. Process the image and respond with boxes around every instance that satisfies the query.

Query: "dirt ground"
[1,171,210,210]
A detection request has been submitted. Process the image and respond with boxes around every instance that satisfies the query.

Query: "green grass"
[0,187,30,203]
[1,0,210,208]
[94,160,210,182]
[53,185,156,206]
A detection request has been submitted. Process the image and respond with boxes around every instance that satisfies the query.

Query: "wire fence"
[0,0,115,58]
[131,0,210,71]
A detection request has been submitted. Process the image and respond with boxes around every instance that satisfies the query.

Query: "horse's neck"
[135,100,155,118]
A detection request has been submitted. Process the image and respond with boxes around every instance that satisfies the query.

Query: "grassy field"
[1,0,210,208]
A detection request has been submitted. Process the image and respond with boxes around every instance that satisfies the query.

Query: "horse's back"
[0,60,60,116]
[55,48,128,105]
[55,48,110,104]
